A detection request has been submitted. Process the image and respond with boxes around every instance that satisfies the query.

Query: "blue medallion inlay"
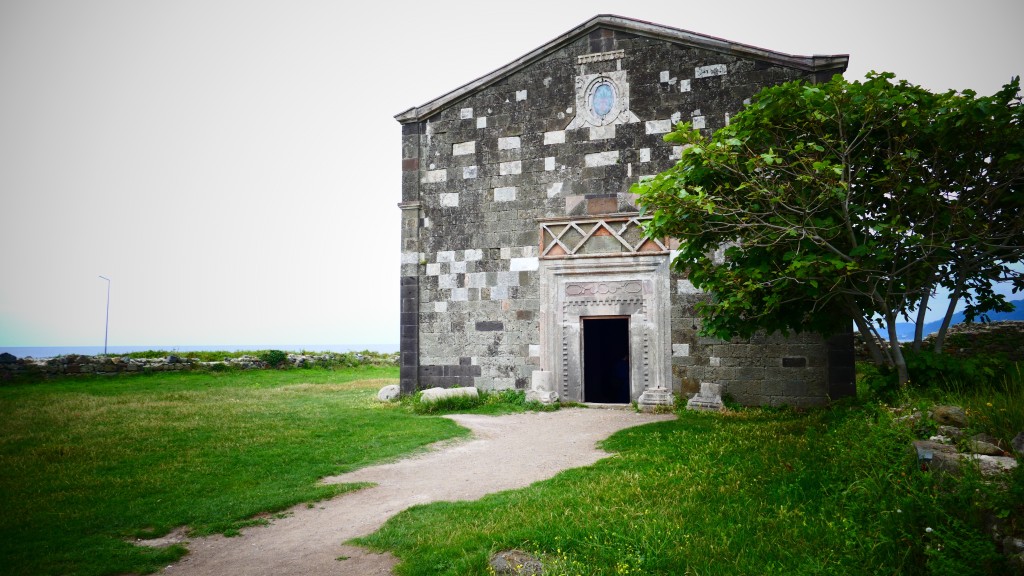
[592,82,614,117]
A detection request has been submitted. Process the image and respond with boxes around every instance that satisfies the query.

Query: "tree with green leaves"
[634,72,1024,386]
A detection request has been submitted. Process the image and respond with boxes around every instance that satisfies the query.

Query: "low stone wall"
[927,321,1024,362]
[855,321,1024,363]
[0,352,398,381]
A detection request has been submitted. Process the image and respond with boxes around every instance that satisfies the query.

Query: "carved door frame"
[538,255,671,402]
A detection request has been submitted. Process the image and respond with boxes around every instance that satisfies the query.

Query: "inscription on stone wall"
[566,280,643,298]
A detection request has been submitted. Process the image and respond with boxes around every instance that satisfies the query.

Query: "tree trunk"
[912,291,930,353]
[852,312,886,365]
[886,313,910,387]
[933,291,961,354]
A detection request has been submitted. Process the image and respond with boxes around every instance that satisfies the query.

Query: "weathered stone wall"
[399,22,849,405]
[0,352,397,381]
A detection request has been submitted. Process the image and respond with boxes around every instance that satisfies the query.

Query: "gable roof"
[395,14,849,123]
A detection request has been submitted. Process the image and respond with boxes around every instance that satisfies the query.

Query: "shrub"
[258,349,288,368]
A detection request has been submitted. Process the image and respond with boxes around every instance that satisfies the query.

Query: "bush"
[258,349,288,368]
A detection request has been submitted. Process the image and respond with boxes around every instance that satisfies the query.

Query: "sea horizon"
[0,344,399,360]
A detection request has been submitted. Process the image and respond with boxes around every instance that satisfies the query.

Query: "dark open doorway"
[582,316,630,403]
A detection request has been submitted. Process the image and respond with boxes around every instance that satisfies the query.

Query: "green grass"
[0,366,465,576]
[357,396,1022,575]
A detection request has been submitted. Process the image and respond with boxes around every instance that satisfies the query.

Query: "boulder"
[420,386,478,404]
[893,411,923,426]
[931,405,968,428]
[968,440,1006,456]
[0,352,17,364]
[377,384,400,402]
[1012,432,1024,456]
[936,425,964,440]
[969,454,1019,476]
[489,550,543,576]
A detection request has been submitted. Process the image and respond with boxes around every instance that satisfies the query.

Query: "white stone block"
[659,70,671,82]
[426,263,441,276]
[439,193,459,207]
[497,271,520,287]
[401,251,420,264]
[547,182,563,198]
[436,250,456,263]
[476,116,487,128]
[677,279,699,294]
[680,79,691,92]
[450,288,469,301]
[438,274,458,289]
[450,260,466,274]
[466,272,488,288]
[421,386,478,404]
[544,130,565,145]
[421,169,447,183]
[498,136,521,150]
[515,90,527,101]
[464,248,483,261]
[672,344,690,357]
[460,107,473,119]
[691,109,702,117]
[639,148,651,163]
[585,151,619,167]
[589,125,615,140]
[645,119,672,134]
[670,146,683,160]
[709,356,721,367]
[509,257,539,271]
[500,247,511,259]
[670,112,682,124]
[692,116,706,130]
[463,165,478,179]
[494,186,517,202]
[521,245,538,257]
[452,141,475,156]
[528,345,540,358]
[695,64,727,78]
[435,301,448,313]
[490,286,509,300]
[544,156,556,171]
[499,160,522,176]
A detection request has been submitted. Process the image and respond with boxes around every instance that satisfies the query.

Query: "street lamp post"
[99,276,110,355]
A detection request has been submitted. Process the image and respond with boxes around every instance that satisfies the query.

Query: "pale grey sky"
[1,0,1021,347]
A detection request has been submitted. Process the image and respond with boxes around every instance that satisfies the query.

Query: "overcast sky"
[1,0,1021,348]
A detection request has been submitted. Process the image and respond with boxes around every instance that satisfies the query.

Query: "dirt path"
[157,408,673,576]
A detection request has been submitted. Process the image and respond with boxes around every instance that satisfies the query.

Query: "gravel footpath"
[154,408,674,576]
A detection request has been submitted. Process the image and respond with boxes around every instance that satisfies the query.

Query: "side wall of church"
[400,28,843,404]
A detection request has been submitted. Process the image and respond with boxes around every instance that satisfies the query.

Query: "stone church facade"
[397,15,856,406]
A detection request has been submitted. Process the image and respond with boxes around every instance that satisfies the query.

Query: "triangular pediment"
[395,14,848,123]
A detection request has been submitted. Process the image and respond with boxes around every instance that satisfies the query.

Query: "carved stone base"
[686,382,724,412]
[528,370,558,405]
[637,386,674,412]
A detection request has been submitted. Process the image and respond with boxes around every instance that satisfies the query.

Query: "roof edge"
[395,14,848,123]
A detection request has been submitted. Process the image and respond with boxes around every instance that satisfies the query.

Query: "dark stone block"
[782,357,807,368]
[402,158,419,172]
[516,310,534,321]
[460,356,472,366]
[476,321,504,331]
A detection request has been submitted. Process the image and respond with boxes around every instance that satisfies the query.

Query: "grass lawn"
[358,391,1024,575]
[0,366,465,576]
